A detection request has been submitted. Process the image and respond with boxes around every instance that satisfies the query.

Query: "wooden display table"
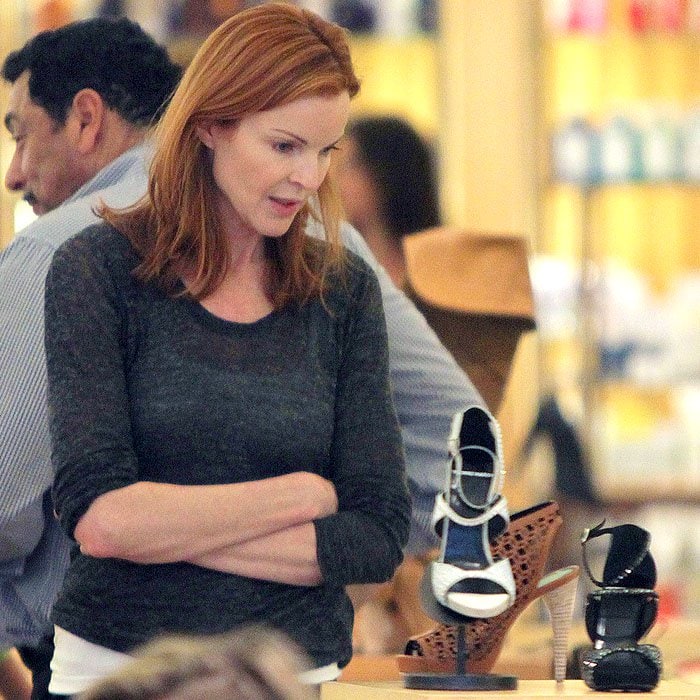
[338,619,700,685]
[321,679,699,699]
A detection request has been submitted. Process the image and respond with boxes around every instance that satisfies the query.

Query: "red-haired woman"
[44,4,409,696]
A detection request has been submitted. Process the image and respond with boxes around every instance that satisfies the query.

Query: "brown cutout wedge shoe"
[396,501,580,682]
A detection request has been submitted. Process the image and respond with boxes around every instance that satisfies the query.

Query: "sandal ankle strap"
[432,492,509,535]
[581,521,656,589]
[451,444,505,510]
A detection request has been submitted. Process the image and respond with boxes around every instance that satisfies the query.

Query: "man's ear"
[68,88,106,154]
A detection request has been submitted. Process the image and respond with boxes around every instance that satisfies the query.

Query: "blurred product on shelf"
[533,257,700,386]
[544,0,699,35]
[328,0,436,36]
[530,253,700,499]
[598,115,643,183]
[330,0,377,33]
[551,117,599,184]
[544,0,608,34]
[628,0,687,34]
[641,112,684,181]
[683,109,700,180]
[520,395,599,507]
[551,108,700,185]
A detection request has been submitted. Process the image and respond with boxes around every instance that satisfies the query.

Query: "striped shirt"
[0,145,150,647]
[0,142,481,648]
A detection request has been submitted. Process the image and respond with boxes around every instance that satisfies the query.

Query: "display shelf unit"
[539,179,700,504]
[572,182,700,505]
[536,1,700,504]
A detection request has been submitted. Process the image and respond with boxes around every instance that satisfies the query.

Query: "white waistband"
[48,626,132,695]
[298,662,341,684]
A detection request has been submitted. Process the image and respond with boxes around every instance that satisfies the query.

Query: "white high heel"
[397,502,581,679]
[429,406,515,619]
[542,571,579,683]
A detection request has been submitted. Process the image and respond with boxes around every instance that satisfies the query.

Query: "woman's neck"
[188,238,274,324]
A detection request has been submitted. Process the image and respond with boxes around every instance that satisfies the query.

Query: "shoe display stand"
[400,570,518,691]
[321,679,699,699]
[400,407,520,691]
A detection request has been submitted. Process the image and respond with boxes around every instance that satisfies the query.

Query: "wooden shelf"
[322,679,699,699]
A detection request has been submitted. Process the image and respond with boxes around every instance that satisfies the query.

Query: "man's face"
[4,71,87,215]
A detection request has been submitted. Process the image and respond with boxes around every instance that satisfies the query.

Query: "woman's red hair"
[101,2,360,306]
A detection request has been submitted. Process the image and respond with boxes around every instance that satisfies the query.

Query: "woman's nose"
[290,157,325,191]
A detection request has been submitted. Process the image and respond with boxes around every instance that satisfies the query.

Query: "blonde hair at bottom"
[77,625,316,700]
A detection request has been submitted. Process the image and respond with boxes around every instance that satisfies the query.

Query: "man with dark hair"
[0,18,182,699]
[2,16,181,215]
[1,14,484,700]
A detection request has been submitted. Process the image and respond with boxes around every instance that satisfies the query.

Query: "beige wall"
[438,1,540,234]
[438,2,541,495]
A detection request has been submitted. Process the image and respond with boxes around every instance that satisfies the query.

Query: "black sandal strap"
[581,521,656,589]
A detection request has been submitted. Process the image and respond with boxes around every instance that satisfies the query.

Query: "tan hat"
[402,227,536,412]
[402,227,536,323]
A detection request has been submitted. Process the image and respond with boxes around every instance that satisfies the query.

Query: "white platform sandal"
[429,406,516,619]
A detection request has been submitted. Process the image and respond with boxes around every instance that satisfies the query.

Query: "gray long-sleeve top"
[0,144,481,650]
[44,223,410,669]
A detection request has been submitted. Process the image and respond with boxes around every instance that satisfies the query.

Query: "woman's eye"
[274,141,295,154]
[321,145,341,156]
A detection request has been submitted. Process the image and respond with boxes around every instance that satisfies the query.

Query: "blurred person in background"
[336,113,534,418]
[336,114,441,290]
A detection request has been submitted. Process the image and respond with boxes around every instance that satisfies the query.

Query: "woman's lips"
[269,196,302,216]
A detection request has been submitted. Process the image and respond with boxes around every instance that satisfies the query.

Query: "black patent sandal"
[579,522,662,692]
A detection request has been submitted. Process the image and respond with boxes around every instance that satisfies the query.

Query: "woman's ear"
[195,121,215,149]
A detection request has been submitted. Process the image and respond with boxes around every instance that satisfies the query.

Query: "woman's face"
[197,92,350,242]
